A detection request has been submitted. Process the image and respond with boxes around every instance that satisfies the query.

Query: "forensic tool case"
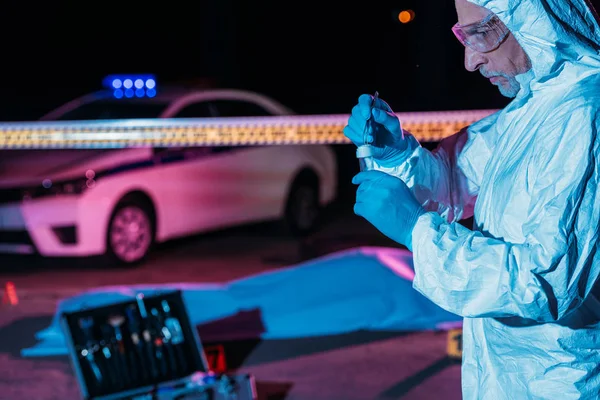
[60,290,257,400]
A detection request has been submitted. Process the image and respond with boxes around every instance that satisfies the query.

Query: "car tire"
[284,170,321,237]
[106,196,155,267]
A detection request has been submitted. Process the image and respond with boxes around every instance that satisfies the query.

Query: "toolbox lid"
[60,290,209,399]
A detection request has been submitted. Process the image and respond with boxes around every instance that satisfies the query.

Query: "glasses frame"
[452,13,510,53]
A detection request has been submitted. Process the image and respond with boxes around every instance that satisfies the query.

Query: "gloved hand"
[343,94,409,167]
[353,170,425,251]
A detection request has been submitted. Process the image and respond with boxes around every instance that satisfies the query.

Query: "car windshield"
[53,99,168,121]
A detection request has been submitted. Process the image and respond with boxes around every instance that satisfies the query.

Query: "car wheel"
[106,198,155,266]
[284,171,321,237]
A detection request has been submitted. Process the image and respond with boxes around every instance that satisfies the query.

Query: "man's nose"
[464,47,486,72]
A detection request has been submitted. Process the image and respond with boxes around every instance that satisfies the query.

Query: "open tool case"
[60,290,257,400]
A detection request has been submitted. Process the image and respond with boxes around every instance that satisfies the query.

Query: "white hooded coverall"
[374,0,600,398]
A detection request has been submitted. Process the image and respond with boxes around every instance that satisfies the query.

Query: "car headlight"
[22,176,97,200]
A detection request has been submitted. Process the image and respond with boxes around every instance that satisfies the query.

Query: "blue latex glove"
[353,170,425,251]
[343,94,409,167]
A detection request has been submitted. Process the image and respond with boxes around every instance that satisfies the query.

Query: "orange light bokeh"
[398,10,415,23]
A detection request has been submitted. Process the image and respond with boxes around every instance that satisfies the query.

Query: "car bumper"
[0,196,112,257]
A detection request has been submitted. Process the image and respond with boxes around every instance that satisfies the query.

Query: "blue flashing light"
[103,74,157,98]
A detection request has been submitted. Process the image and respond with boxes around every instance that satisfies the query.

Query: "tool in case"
[60,290,257,399]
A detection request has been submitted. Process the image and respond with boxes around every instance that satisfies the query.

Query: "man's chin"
[497,86,519,98]
[494,79,520,98]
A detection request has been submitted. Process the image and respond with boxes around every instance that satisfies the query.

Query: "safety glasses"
[452,13,510,53]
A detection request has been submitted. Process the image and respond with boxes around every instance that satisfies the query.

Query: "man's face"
[454,0,532,98]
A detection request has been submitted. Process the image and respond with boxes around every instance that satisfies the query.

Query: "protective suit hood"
[470,0,600,91]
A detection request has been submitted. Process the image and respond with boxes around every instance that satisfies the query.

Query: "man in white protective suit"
[343,0,600,398]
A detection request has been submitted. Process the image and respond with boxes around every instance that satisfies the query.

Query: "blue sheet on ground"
[21,246,462,357]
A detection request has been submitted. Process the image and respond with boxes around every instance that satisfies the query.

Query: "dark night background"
[0,0,515,122]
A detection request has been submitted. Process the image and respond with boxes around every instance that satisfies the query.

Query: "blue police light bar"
[102,74,157,99]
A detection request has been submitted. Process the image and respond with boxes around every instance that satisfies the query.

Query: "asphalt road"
[0,203,462,400]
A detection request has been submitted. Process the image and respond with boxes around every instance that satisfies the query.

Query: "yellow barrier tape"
[0,110,498,149]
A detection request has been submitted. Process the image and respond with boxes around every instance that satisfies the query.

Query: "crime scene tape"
[0,109,498,149]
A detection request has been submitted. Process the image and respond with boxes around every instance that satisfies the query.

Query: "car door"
[201,99,288,224]
[158,99,283,238]
[151,102,234,238]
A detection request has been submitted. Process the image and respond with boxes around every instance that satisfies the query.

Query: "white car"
[0,75,338,265]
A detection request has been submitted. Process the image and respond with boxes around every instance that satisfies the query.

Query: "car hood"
[0,148,154,188]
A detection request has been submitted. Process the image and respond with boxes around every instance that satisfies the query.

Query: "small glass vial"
[357,144,376,172]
